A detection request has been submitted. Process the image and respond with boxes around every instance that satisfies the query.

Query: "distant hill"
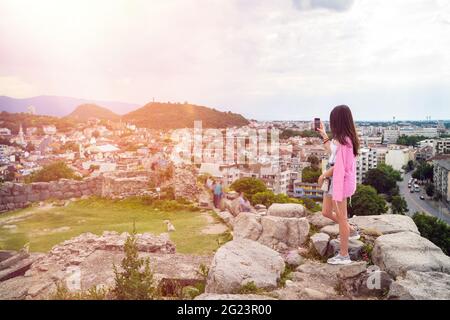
[122,102,249,129]
[66,104,120,122]
[0,95,139,117]
[0,111,76,134]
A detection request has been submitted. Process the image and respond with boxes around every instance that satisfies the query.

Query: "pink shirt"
[332,138,357,202]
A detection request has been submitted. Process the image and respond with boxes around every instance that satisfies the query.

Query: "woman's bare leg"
[322,195,339,223]
[335,199,350,257]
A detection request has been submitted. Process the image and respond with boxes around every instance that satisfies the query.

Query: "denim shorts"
[323,163,334,196]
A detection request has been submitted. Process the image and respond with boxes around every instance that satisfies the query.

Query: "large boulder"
[350,215,419,235]
[233,213,262,241]
[258,216,310,250]
[372,231,450,278]
[388,271,450,300]
[327,239,364,261]
[268,203,307,218]
[310,233,330,256]
[307,212,335,229]
[216,211,235,228]
[205,239,285,294]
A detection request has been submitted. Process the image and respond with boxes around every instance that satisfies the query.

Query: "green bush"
[413,213,450,255]
[391,195,408,215]
[113,231,159,300]
[348,185,387,217]
[302,166,322,183]
[230,178,267,199]
[27,161,80,183]
[251,190,302,207]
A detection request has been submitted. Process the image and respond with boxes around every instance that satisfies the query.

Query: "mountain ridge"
[0,95,140,117]
[122,102,250,129]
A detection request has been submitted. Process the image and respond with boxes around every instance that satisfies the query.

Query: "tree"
[412,163,434,182]
[363,168,397,196]
[348,185,388,217]
[405,160,415,172]
[251,190,302,207]
[396,135,427,147]
[113,230,158,300]
[307,155,320,170]
[27,161,79,183]
[252,191,276,207]
[426,184,435,197]
[413,213,450,255]
[391,195,408,215]
[230,178,267,199]
[302,167,322,183]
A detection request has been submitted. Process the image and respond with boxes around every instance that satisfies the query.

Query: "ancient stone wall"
[0,171,155,213]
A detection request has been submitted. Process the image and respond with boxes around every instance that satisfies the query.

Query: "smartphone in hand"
[314,118,321,131]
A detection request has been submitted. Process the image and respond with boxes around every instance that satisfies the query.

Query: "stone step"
[0,257,35,282]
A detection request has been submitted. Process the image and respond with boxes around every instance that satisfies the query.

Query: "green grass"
[0,197,226,254]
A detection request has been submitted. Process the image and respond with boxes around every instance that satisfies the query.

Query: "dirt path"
[200,212,228,235]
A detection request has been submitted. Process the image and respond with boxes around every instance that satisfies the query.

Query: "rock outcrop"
[0,231,212,300]
[372,231,450,278]
[205,239,285,294]
[350,215,419,235]
[310,233,330,256]
[232,204,310,252]
[388,271,450,300]
[267,203,307,218]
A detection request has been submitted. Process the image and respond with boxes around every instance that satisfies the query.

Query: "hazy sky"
[1,0,449,120]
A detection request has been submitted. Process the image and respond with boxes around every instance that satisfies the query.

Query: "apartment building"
[356,148,378,184]
[385,146,415,171]
[436,138,450,155]
[433,159,450,203]
[292,181,324,199]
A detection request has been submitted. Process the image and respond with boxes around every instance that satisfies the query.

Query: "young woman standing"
[316,105,360,265]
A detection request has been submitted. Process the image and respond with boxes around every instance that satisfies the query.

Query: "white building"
[356,148,378,184]
[400,127,438,138]
[43,125,57,135]
[0,128,11,136]
[383,129,400,144]
[385,146,415,171]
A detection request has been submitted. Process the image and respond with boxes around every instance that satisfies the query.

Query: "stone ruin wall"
[0,170,155,213]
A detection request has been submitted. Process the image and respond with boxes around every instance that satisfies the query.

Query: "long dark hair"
[330,105,359,156]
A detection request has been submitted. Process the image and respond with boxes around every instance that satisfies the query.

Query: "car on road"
[420,196,425,200]
[410,189,415,193]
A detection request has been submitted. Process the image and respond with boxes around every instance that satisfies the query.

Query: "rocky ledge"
[0,231,211,300]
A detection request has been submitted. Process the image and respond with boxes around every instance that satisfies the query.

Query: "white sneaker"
[327,254,352,265]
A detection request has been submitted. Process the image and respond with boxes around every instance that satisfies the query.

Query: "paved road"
[400,173,450,225]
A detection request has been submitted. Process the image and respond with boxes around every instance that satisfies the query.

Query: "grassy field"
[0,198,229,255]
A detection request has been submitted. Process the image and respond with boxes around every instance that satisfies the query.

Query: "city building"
[43,125,57,135]
[385,146,415,171]
[292,181,323,199]
[356,148,378,184]
[383,129,400,144]
[433,159,450,204]
[0,128,11,136]
[436,138,450,155]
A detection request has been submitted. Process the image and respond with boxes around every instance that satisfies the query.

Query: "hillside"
[0,95,139,117]
[0,111,75,134]
[123,102,249,129]
[66,104,120,122]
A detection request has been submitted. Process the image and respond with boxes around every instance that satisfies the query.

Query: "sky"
[0,0,449,121]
